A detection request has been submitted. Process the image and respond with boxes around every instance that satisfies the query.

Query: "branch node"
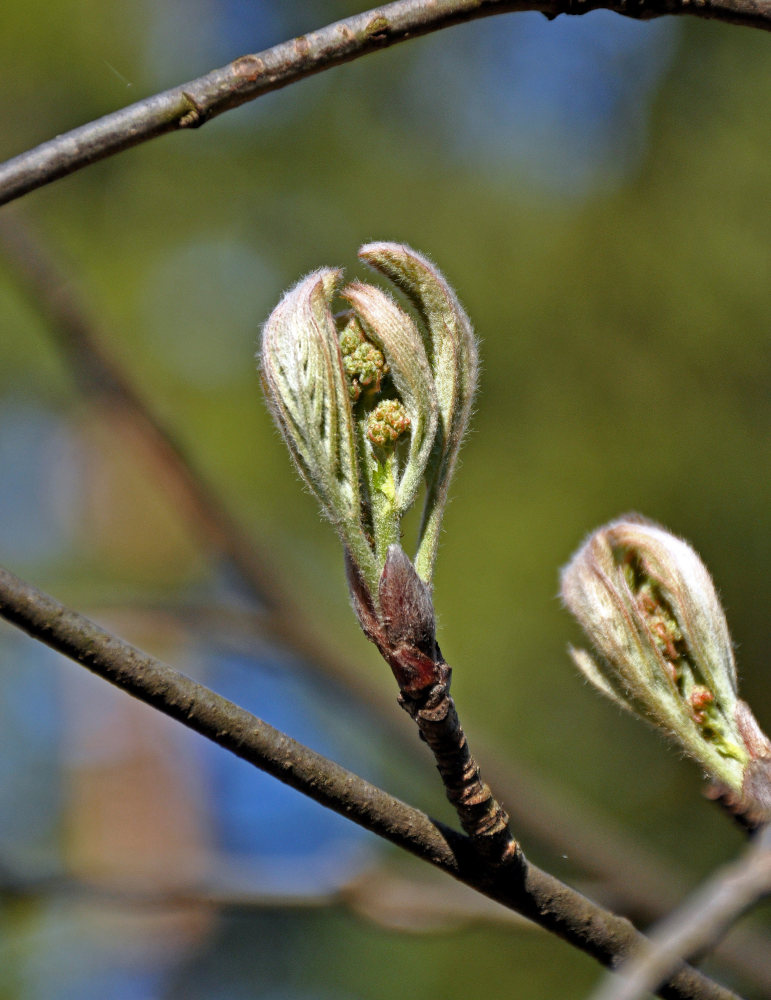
[364,15,391,43]
[179,91,208,129]
[399,679,517,863]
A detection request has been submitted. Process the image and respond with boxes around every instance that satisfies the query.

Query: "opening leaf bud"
[259,243,478,656]
[560,515,770,815]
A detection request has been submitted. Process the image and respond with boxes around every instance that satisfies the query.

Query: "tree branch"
[591,824,771,1000]
[3,210,770,992]
[0,563,743,1000]
[1,0,770,207]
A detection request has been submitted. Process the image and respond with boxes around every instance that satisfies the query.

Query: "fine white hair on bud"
[560,515,766,798]
[358,242,478,582]
[342,281,437,517]
[260,268,378,590]
[260,242,479,602]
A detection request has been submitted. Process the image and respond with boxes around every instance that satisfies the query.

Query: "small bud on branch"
[561,515,771,826]
[261,245,511,856]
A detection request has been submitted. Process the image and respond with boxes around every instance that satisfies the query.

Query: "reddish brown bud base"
[346,544,517,859]
[346,544,444,694]
[378,545,444,693]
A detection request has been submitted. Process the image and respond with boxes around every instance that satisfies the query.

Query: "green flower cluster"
[339,319,388,402]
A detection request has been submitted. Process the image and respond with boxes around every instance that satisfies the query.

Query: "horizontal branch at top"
[0,0,770,206]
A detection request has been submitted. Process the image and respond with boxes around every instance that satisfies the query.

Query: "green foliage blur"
[0,2,769,998]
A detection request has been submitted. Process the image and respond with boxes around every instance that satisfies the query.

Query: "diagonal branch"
[1,0,770,207]
[2,216,770,992]
[0,562,744,1000]
[590,824,771,1000]
[0,214,283,611]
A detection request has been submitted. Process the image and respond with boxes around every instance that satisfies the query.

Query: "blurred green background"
[0,2,769,998]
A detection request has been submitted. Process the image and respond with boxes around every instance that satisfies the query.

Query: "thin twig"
[1,0,770,207]
[0,859,531,931]
[348,544,517,860]
[0,215,281,611]
[590,825,771,1000]
[400,676,516,858]
[0,563,744,1000]
[2,217,770,992]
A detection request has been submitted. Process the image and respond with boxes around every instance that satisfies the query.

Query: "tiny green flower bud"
[339,315,388,402]
[560,516,770,811]
[367,399,411,447]
[358,243,478,581]
[342,280,438,518]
